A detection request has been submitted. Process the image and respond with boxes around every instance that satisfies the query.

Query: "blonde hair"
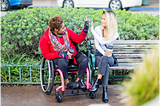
[100,11,117,42]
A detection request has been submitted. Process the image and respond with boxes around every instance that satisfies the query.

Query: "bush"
[1,7,159,58]
[1,54,41,83]
[121,47,159,106]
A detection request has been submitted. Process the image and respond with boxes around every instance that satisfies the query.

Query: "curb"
[129,7,159,11]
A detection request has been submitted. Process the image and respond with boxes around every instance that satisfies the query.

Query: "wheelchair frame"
[40,57,95,102]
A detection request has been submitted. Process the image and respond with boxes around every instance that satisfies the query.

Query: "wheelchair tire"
[40,57,55,95]
[89,92,96,99]
[55,92,62,103]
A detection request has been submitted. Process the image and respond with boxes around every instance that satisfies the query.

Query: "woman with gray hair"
[89,11,119,103]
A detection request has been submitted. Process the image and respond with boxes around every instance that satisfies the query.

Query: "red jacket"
[40,28,87,63]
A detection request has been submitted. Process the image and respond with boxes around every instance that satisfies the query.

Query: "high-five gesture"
[83,17,89,33]
[86,17,88,21]
[91,21,93,27]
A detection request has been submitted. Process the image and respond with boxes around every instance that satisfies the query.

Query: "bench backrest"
[88,40,159,64]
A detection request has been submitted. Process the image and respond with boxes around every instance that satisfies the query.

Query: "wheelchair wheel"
[89,92,96,99]
[55,92,62,103]
[40,57,55,95]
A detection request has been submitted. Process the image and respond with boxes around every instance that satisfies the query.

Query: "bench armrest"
[90,54,96,71]
[87,40,96,71]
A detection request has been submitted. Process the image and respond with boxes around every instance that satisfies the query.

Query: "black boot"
[102,87,108,103]
[89,79,101,92]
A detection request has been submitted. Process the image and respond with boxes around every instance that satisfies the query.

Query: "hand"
[83,17,89,33]
[58,52,68,61]
[91,21,93,27]
[67,52,72,59]
[68,55,72,59]
[85,17,88,21]
[104,50,112,57]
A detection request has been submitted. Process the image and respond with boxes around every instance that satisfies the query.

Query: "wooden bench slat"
[91,49,150,54]
[117,59,142,63]
[118,63,143,66]
[114,40,159,44]
[96,63,142,68]
[113,49,149,53]
[96,64,141,70]
[90,40,159,44]
[110,66,139,70]
[113,45,157,48]
[114,54,145,58]
[91,45,158,49]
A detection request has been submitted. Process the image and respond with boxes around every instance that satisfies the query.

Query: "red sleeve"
[39,29,60,60]
[67,28,87,43]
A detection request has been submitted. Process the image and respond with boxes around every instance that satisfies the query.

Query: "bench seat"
[87,40,159,82]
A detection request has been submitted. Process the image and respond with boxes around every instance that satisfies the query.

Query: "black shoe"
[102,87,108,103]
[78,80,86,89]
[67,82,73,89]
[89,79,101,92]
[67,82,79,89]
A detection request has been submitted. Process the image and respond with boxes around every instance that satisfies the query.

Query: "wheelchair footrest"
[63,92,88,97]
[66,88,84,91]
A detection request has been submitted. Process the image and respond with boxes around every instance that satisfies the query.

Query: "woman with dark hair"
[40,16,89,89]
[89,11,119,103]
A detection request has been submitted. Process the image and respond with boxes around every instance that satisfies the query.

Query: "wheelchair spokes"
[40,57,54,95]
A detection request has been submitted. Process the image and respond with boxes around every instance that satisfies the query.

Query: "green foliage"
[1,7,159,58]
[116,10,159,40]
[122,47,159,106]
[1,54,41,83]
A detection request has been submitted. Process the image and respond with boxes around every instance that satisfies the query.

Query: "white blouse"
[91,26,119,55]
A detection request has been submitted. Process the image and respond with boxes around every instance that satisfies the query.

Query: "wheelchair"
[40,54,96,102]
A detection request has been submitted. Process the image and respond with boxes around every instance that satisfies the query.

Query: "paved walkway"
[1,85,125,106]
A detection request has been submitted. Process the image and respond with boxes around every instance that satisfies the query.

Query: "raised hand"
[91,21,93,27]
[83,17,89,33]
[86,17,88,21]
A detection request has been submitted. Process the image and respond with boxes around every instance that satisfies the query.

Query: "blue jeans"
[96,55,114,87]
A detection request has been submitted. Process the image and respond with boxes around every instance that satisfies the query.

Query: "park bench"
[87,40,159,83]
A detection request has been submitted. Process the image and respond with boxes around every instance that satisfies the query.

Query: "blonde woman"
[89,11,119,103]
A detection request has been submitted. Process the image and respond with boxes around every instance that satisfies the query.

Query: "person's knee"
[57,59,68,67]
[81,57,88,67]
[101,56,109,63]
[83,57,88,63]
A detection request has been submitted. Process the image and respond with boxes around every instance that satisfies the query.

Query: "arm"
[67,28,87,44]
[40,36,59,60]
[91,26,109,44]
[68,18,89,43]
[94,38,105,55]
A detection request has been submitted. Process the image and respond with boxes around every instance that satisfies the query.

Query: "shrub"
[1,54,41,83]
[1,7,159,58]
[121,47,159,106]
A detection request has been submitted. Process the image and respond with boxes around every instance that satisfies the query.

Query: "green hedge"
[1,54,41,83]
[1,7,159,59]
[1,7,159,83]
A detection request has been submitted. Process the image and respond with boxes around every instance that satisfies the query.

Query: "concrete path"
[1,85,125,106]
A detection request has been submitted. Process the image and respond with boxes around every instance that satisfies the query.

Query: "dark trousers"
[53,52,88,79]
[95,50,114,87]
